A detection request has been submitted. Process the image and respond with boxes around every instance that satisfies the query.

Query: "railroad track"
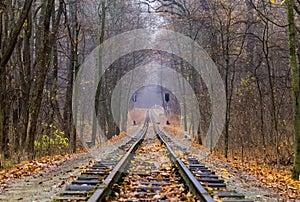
[151,115,255,202]
[106,126,207,202]
[54,113,150,202]
[54,111,254,202]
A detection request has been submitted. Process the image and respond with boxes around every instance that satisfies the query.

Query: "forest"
[0,0,300,198]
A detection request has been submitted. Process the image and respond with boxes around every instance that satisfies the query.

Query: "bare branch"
[140,0,188,17]
[246,0,288,28]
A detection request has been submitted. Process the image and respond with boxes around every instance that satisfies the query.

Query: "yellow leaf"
[165,167,171,171]
[280,0,285,6]
[270,0,275,3]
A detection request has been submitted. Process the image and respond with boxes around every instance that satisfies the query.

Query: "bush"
[34,124,69,155]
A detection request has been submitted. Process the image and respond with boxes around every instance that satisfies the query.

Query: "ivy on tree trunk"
[288,0,300,180]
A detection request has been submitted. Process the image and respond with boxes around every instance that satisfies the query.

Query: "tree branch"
[246,0,288,28]
[0,0,34,69]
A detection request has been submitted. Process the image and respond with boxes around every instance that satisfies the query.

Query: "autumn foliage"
[0,155,71,183]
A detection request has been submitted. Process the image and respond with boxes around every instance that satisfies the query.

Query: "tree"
[0,0,34,167]
[64,0,80,152]
[26,0,63,158]
[287,0,300,180]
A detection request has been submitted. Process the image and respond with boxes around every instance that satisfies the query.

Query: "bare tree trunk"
[288,0,300,180]
[19,13,32,153]
[254,67,266,160]
[26,0,63,158]
[92,0,106,145]
[262,21,280,166]
[224,22,231,159]
[0,0,34,167]
[64,0,80,152]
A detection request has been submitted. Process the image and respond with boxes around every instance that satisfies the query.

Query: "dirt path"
[0,153,93,202]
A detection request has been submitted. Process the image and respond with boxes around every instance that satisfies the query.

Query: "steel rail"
[87,118,149,202]
[152,123,215,202]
